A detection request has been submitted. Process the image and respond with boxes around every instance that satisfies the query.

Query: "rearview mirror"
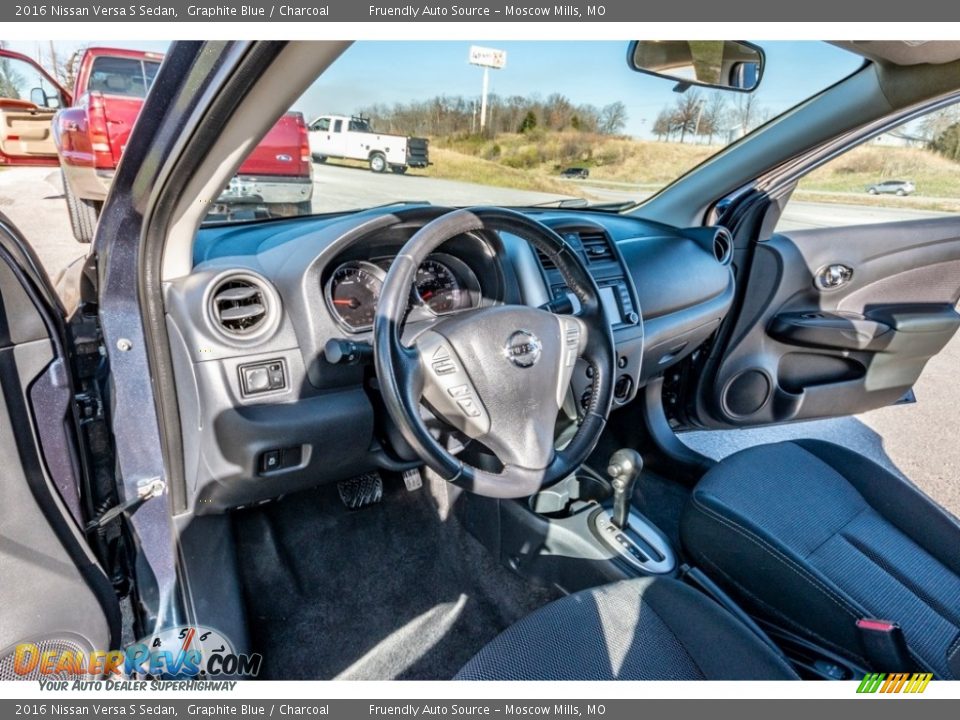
[627,40,764,92]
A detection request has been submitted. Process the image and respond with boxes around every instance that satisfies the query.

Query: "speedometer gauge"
[326,261,384,332]
[416,259,464,314]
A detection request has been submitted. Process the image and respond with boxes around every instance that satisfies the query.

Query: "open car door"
[685,208,960,429]
[0,212,118,679]
[0,50,70,167]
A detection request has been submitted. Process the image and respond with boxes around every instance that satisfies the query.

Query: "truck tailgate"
[238,112,310,177]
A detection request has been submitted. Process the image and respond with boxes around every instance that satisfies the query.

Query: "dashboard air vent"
[580,231,615,263]
[713,229,733,265]
[211,278,269,336]
[535,247,558,271]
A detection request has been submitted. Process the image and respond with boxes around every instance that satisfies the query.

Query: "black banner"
[4,0,960,21]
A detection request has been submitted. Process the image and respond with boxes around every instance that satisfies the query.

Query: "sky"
[5,39,864,139]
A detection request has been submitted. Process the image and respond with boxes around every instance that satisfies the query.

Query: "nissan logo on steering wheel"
[504,330,542,368]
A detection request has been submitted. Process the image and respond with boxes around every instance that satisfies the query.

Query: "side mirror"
[627,40,764,92]
[29,87,61,109]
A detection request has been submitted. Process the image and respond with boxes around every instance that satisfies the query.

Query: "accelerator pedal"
[337,472,383,510]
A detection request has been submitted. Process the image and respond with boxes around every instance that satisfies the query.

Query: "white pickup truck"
[308,115,430,173]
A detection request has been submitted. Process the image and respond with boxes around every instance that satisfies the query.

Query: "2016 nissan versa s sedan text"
[1,39,958,682]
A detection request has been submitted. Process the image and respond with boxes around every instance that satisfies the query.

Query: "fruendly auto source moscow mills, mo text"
[14,3,604,17]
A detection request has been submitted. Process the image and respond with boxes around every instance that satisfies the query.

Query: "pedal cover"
[402,468,423,492]
[337,472,383,510]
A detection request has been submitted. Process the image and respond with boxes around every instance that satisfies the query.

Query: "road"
[0,164,957,517]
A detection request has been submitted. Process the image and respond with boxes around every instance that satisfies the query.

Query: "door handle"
[815,264,853,291]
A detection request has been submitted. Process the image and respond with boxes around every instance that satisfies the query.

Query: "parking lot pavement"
[0,167,87,281]
[2,165,957,517]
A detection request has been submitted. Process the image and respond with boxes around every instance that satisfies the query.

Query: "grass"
[435,131,718,187]
[429,131,960,212]
[424,147,587,197]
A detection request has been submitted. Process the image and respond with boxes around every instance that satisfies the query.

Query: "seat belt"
[856,618,915,672]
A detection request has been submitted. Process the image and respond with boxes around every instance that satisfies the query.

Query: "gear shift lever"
[592,448,674,574]
[608,449,643,530]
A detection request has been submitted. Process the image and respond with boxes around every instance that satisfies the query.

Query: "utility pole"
[480,66,489,132]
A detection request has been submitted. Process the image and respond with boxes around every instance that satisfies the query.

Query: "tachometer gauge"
[416,259,464,314]
[326,261,385,332]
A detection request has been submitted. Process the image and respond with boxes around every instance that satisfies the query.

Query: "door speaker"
[724,370,771,417]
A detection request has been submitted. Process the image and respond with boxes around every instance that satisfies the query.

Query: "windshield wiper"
[579,200,638,212]
[528,197,591,209]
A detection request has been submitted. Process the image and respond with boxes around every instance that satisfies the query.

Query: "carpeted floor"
[232,476,559,680]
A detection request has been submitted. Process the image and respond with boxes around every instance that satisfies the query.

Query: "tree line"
[651,89,771,145]
[357,93,629,137]
[923,106,960,162]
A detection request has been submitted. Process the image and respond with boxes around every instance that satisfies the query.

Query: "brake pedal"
[337,472,383,509]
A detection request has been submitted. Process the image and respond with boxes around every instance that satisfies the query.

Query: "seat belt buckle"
[856,618,913,672]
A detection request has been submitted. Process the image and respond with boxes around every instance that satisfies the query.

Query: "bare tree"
[599,101,628,135]
[729,93,767,140]
[671,91,703,144]
[699,93,728,145]
[652,109,672,141]
[919,105,960,142]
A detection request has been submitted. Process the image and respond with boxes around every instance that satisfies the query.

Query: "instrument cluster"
[324,252,482,333]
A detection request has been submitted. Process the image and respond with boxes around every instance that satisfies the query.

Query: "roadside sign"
[469,46,507,69]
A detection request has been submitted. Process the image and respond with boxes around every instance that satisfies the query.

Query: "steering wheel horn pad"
[415,305,585,471]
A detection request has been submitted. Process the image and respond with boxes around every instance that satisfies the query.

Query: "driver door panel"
[0,214,117,676]
[701,216,960,427]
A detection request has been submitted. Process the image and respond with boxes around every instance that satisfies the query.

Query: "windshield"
[204,40,862,224]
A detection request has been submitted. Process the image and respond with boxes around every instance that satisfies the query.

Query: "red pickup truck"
[0,47,313,242]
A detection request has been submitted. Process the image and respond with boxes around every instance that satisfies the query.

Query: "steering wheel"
[374,207,615,498]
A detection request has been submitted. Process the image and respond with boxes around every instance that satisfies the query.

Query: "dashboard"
[166,205,735,513]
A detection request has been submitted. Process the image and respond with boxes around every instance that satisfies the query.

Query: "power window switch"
[261,449,282,473]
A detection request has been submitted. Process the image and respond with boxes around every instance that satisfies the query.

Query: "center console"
[460,449,678,595]
[535,220,645,408]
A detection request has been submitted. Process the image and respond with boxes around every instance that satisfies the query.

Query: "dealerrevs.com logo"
[856,673,933,694]
[12,626,262,686]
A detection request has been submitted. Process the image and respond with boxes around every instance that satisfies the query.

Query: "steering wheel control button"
[504,330,542,368]
[447,384,471,398]
[457,398,482,418]
[415,331,491,439]
[431,345,458,376]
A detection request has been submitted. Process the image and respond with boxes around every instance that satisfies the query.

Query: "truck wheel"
[390,165,408,175]
[62,169,100,243]
[369,152,387,173]
[312,154,327,163]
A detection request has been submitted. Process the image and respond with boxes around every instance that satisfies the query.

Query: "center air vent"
[210,276,272,339]
[580,231,614,263]
[713,229,733,265]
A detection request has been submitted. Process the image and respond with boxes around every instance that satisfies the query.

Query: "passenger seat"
[680,439,960,678]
